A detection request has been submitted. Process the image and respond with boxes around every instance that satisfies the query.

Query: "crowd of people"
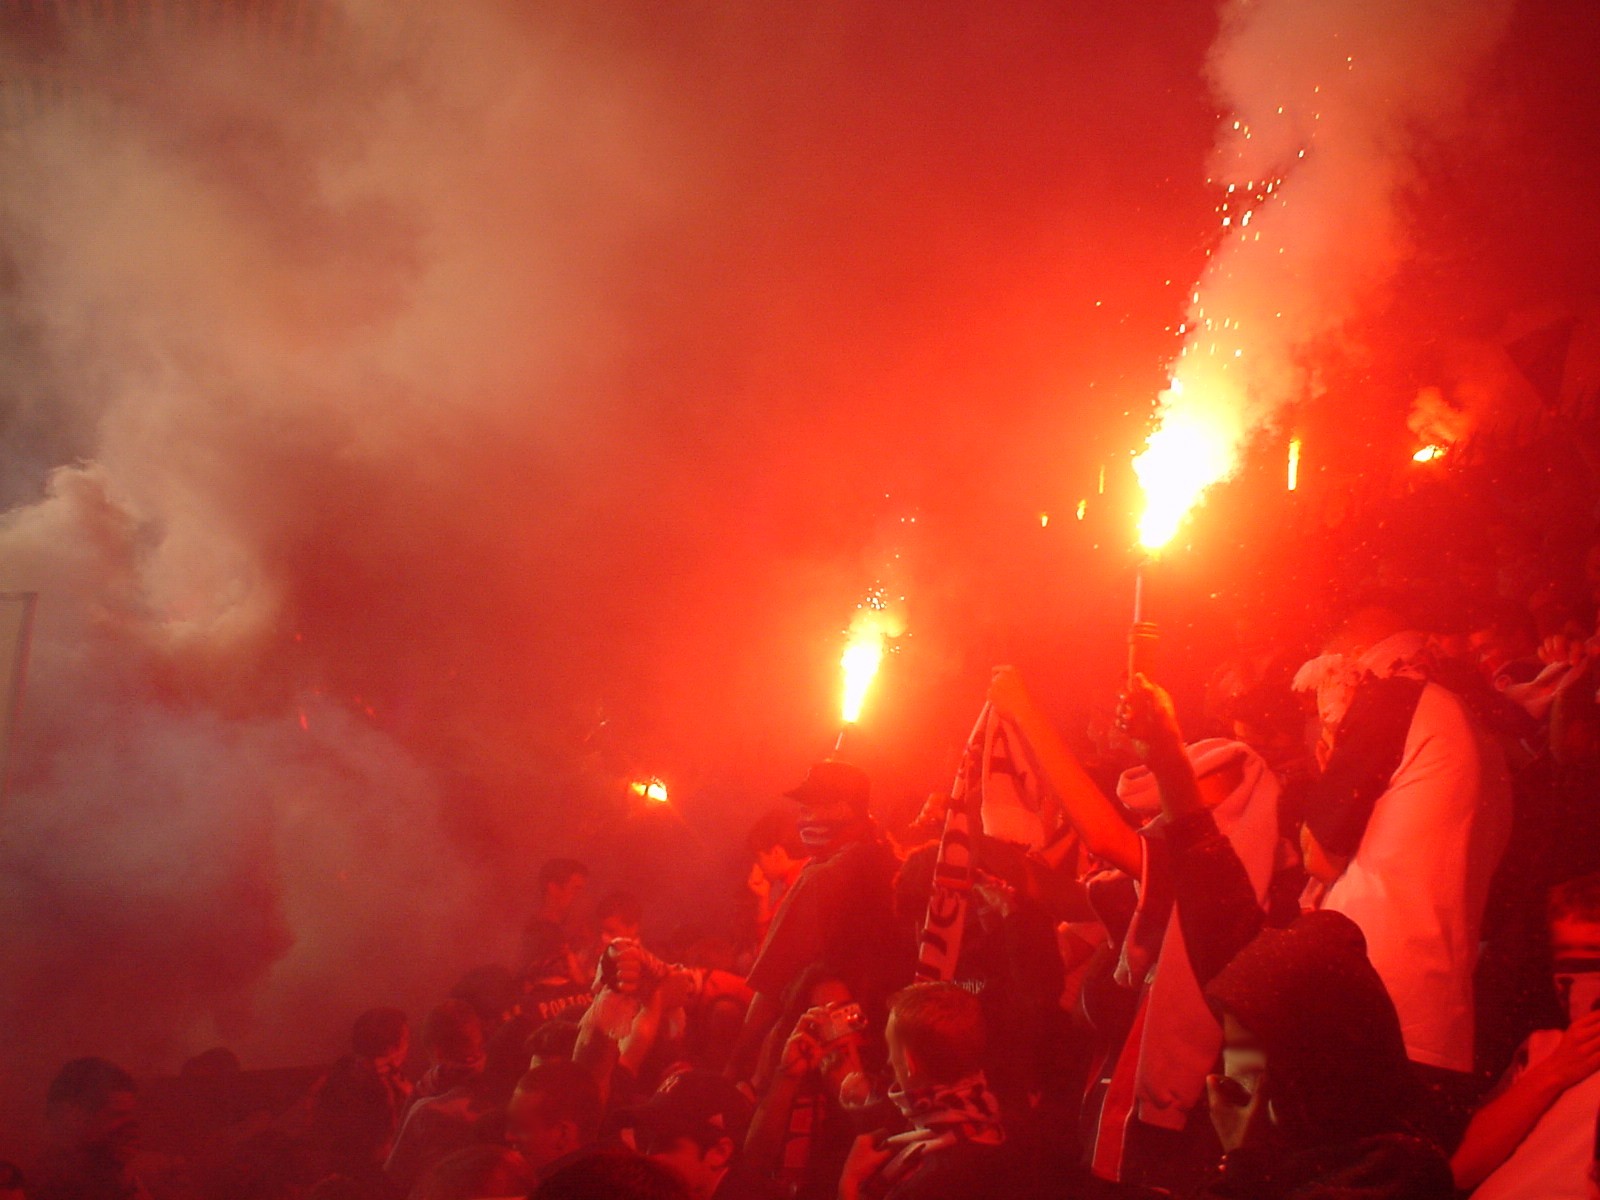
[13,511,1600,1199]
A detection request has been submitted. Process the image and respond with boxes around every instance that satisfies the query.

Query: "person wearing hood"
[987,668,1292,1193]
[728,761,904,1084]
[1196,909,1454,1198]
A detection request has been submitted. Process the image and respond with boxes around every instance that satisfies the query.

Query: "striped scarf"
[881,1072,1005,1185]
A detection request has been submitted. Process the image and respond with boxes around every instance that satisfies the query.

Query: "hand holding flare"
[1120,672,1203,818]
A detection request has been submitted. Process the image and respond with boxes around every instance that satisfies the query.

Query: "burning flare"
[1132,381,1240,550]
[840,638,883,724]
[630,778,669,804]
[1412,444,1447,463]
[839,598,902,724]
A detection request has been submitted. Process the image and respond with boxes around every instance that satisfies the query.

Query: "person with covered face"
[1198,909,1454,1198]
[986,668,1294,1193]
[728,761,903,1084]
[1451,872,1600,1197]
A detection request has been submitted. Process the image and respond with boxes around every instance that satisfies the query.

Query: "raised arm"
[1452,1013,1600,1191]
[1124,673,1265,981]
[744,1008,823,1175]
[1121,672,1203,819]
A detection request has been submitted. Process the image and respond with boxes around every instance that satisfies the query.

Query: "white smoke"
[0,0,696,1147]
[1137,0,1515,537]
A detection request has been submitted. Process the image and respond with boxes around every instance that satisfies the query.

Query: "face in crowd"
[505,1088,579,1171]
[1552,913,1600,1026]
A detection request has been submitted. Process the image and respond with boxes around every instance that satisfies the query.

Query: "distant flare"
[630,778,670,804]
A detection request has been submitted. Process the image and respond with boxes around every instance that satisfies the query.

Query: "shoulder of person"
[884,1139,1015,1200]
[1307,1132,1455,1199]
[712,1159,787,1200]
[804,837,885,882]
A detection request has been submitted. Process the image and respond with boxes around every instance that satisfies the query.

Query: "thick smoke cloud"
[1138,0,1515,534]
[0,0,712,1141]
[0,1,1224,1151]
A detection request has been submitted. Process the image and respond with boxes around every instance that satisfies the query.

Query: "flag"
[979,705,1051,850]
[914,702,1060,982]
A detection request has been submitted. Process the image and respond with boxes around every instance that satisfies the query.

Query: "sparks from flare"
[1131,57,1325,551]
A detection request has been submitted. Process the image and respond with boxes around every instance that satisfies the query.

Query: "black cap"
[782,759,870,814]
[630,1070,752,1149]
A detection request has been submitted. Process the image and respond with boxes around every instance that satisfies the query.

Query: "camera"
[813,1001,867,1046]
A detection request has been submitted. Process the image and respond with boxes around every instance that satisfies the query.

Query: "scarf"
[915,700,1061,982]
[881,1072,1005,1185]
[1294,631,1431,759]
[914,708,989,983]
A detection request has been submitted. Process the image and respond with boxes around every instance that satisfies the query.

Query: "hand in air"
[654,968,697,1012]
[605,939,645,994]
[1119,672,1184,762]
[988,665,1035,722]
[1541,634,1589,668]
[779,1010,825,1080]
[746,862,771,900]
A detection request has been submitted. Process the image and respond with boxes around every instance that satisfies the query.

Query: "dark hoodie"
[1195,911,1453,1199]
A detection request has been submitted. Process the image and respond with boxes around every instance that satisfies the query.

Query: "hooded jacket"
[1197,911,1453,1199]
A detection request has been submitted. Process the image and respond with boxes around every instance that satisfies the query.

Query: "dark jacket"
[1192,1133,1453,1199]
[1199,912,1452,1199]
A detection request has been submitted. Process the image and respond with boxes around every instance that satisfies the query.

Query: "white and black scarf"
[880,1071,1005,1185]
